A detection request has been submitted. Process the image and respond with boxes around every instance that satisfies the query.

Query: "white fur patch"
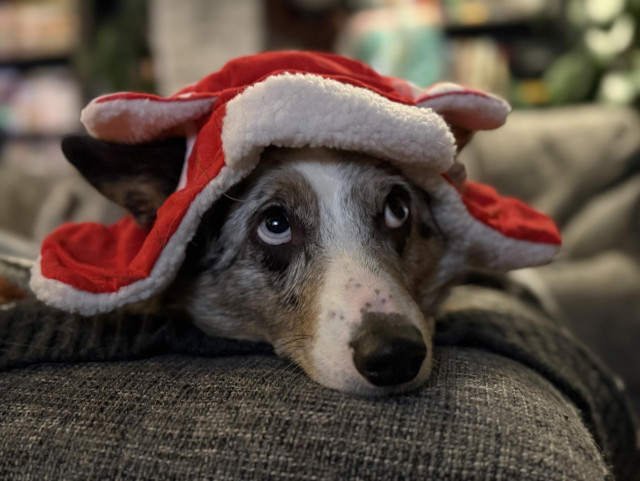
[293,160,433,393]
[308,254,433,394]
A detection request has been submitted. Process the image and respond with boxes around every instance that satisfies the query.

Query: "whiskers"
[273,334,311,353]
[273,333,312,382]
[279,359,306,381]
[222,192,248,203]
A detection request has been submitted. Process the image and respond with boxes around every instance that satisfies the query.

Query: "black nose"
[350,313,427,387]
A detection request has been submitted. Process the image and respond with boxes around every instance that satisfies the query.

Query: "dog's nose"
[350,313,426,387]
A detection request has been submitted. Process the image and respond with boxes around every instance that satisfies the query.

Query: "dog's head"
[182,147,455,395]
[61,139,463,395]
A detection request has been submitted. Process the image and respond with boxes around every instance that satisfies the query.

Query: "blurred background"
[0,0,639,416]
[1,0,639,179]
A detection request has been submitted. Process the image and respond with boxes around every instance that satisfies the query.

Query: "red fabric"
[179,51,416,105]
[461,181,561,245]
[38,51,560,298]
[96,52,417,108]
[40,219,147,293]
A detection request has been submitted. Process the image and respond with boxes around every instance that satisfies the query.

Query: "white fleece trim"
[221,73,457,173]
[30,165,250,315]
[417,85,510,131]
[425,179,559,278]
[81,97,217,144]
[177,124,198,191]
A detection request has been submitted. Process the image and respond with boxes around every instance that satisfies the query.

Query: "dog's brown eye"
[384,188,410,229]
[258,207,292,245]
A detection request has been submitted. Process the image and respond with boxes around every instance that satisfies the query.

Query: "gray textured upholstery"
[0,351,609,480]
[462,106,640,417]
[1,286,639,480]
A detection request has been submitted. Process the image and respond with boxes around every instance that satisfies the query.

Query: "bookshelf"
[0,0,82,174]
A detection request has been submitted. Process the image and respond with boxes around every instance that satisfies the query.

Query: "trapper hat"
[30,51,561,315]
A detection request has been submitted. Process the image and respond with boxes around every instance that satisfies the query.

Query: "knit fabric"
[1,286,638,480]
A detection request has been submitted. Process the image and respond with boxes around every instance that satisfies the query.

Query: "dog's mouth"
[275,310,433,396]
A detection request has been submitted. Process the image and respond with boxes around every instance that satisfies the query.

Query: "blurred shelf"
[445,20,535,36]
[0,131,65,143]
[0,54,72,71]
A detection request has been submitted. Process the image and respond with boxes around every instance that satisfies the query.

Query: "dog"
[31,54,560,396]
[61,136,460,396]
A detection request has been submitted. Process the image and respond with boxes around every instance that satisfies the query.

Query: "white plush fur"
[221,73,457,172]
[81,95,216,143]
[418,82,511,130]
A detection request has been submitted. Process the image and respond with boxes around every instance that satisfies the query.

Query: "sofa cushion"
[1,286,638,480]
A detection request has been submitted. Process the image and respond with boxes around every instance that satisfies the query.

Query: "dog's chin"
[304,353,434,397]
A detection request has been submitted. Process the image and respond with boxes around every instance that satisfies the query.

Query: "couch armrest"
[1,286,638,480]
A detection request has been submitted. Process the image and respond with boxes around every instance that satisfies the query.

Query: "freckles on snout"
[345,276,400,317]
[307,265,431,393]
[322,277,401,337]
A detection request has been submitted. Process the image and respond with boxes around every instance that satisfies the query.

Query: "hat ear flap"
[80,92,217,143]
[417,82,511,153]
[426,177,561,283]
[416,84,560,271]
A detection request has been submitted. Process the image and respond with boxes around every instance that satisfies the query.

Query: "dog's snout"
[350,313,426,387]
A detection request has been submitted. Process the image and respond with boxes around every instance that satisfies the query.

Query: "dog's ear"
[448,124,475,153]
[61,135,186,228]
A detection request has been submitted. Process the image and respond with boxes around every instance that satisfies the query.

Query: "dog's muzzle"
[349,312,427,387]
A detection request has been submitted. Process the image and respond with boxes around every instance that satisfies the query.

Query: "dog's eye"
[384,188,410,229]
[258,207,292,245]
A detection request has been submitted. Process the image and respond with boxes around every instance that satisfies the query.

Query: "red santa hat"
[30,51,561,315]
